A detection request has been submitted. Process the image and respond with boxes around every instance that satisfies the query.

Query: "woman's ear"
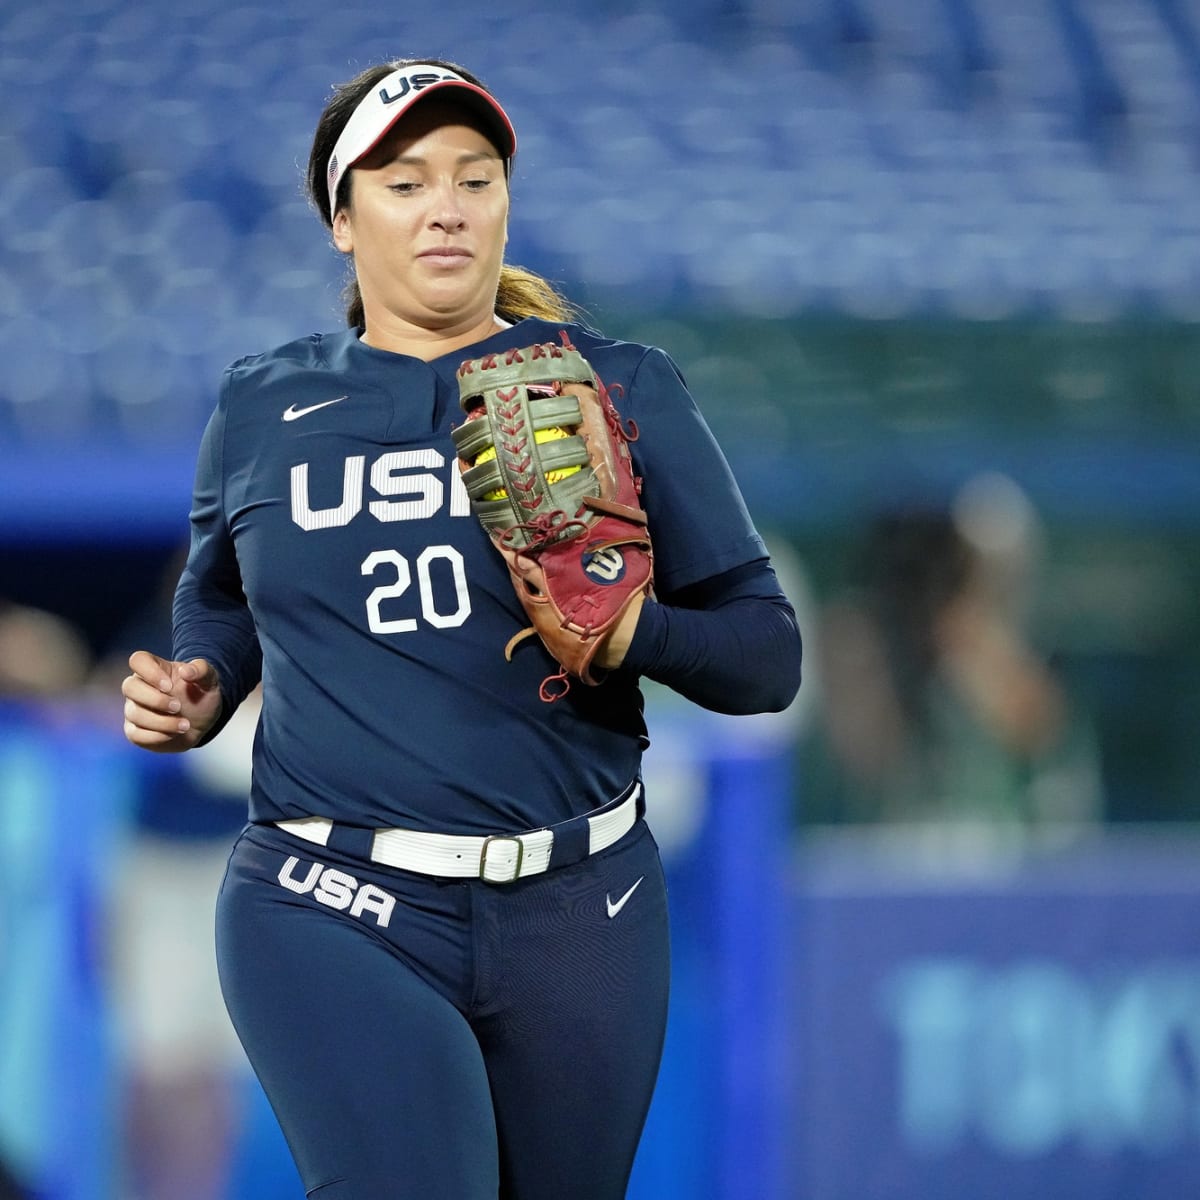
[332,208,353,254]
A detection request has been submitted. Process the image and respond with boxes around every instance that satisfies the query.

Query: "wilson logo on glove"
[451,334,654,701]
[582,546,626,584]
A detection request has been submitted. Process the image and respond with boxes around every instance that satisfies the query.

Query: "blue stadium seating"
[4,0,1200,442]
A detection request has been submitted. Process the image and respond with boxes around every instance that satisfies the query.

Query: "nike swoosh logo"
[606,876,644,919]
[282,396,348,422]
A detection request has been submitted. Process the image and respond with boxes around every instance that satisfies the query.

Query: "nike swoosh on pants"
[606,877,644,919]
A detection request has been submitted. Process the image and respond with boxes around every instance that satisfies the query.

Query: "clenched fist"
[121,650,222,752]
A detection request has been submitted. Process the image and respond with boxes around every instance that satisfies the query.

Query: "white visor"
[326,64,516,220]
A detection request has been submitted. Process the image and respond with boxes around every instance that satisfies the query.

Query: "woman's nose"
[430,185,466,231]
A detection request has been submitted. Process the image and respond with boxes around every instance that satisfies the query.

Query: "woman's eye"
[463,179,491,191]
[388,181,420,194]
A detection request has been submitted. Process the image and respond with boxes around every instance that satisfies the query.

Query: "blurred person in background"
[0,601,91,697]
[92,549,254,1200]
[806,473,1100,831]
[118,57,800,1200]
[0,602,91,1200]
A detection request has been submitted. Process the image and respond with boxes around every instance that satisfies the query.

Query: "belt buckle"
[480,835,525,884]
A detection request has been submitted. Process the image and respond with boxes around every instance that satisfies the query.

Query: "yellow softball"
[476,427,580,500]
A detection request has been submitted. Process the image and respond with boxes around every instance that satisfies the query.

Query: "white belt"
[275,783,641,884]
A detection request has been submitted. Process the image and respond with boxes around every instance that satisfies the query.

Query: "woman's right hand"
[121,650,223,752]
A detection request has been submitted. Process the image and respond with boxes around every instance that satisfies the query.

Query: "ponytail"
[495,264,578,324]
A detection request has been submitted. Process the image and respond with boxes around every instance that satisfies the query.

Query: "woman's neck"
[360,310,513,361]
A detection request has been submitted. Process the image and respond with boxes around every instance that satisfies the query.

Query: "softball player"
[121,59,802,1200]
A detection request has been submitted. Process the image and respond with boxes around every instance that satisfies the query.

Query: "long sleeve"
[621,557,802,715]
[172,375,262,741]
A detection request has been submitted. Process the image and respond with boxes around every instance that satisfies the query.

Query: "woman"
[122,59,801,1200]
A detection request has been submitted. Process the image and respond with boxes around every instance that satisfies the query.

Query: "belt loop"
[547,815,590,872]
[326,823,375,860]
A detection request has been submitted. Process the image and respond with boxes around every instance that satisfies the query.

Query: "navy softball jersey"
[176,316,800,1199]
[174,316,785,834]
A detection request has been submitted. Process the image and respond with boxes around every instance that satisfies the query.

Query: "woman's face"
[332,98,510,338]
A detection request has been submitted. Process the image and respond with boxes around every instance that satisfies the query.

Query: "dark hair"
[857,509,977,728]
[305,58,577,329]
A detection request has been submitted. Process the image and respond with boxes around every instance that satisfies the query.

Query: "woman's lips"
[418,247,472,266]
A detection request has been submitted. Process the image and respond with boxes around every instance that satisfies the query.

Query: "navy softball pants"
[215,817,671,1199]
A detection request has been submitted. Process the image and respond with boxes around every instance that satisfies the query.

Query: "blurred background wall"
[1,0,1199,1198]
